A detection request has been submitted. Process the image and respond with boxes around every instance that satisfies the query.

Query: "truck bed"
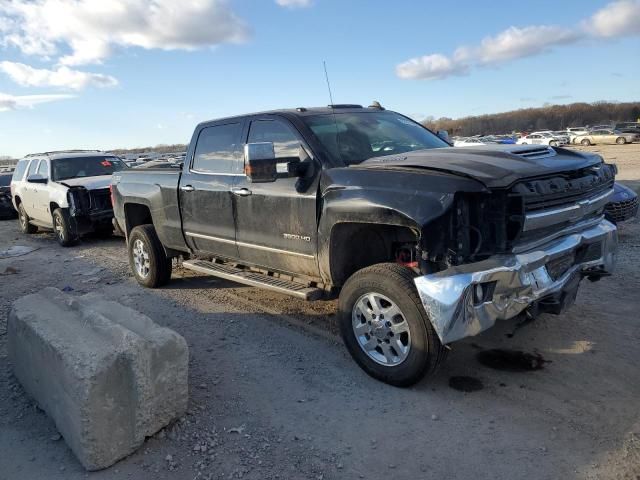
[112,168,185,251]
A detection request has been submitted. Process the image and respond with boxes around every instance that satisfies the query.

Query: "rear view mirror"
[437,130,450,142]
[27,174,48,184]
[245,142,277,183]
[244,143,307,183]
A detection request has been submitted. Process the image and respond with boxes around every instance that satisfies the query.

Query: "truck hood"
[357,145,603,188]
[57,175,112,190]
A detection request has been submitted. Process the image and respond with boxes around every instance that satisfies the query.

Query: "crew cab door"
[21,159,41,219]
[233,117,320,277]
[179,121,245,259]
[31,159,52,224]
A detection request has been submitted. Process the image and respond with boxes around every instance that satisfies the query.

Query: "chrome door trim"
[184,231,315,259]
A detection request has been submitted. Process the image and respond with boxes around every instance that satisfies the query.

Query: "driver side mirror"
[437,130,450,142]
[244,142,307,183]
[244,142,278,183]
[27,174,48,184]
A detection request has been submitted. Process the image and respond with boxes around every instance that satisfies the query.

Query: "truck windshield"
[52,156,126,181]
[303,111,449,166]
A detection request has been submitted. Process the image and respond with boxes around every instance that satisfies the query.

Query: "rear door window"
[12,159,29,181]
[26,159,39,178]
[192,123,243,174]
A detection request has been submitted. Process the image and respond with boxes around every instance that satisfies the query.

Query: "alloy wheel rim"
[132,239,150,278]
[352,292,411,366]
[19,209,27,228]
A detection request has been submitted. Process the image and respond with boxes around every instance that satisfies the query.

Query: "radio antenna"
[323,60,342,157]
[323,61,335,106]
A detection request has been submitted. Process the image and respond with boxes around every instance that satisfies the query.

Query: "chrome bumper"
[414,219,617,344]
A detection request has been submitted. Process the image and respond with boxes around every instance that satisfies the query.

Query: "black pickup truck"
[112,104,618,386]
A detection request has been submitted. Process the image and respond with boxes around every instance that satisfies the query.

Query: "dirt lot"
[1,144,639,480]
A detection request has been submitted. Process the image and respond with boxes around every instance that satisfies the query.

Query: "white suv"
[10,150,127,246]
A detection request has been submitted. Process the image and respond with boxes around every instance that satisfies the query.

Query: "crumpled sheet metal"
[415,219,618,344]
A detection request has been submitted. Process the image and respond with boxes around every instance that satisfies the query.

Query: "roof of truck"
[197,104,390,125]
[22,150,116,161]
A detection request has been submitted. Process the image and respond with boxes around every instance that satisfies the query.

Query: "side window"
[37,160,48,178]
[192,123,243,174]
[26,159,40,178]
[247,119,301,159]
[12,159,29,181]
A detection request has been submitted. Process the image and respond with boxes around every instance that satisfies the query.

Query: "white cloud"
[0,61,118,90]
[0,0,250,66]
[585,0,640,37]
[473,26,579,64]
[276,0,313,7]
[0,91,74,112]
[397,0,640,81]
[395,54,468,80]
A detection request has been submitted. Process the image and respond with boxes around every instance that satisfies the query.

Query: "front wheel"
[549,140,558,147]
[581,139,591,146]
[338,263,447,387]
[616,137,626,145]
[128,225,172,288]
[52,208,78,247]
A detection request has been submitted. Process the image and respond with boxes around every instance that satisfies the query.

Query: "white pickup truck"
[10,150,127,246]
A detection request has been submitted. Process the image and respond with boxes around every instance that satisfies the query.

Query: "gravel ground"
[1,157,639,479]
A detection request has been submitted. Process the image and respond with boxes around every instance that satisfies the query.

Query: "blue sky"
[0,0,638,157]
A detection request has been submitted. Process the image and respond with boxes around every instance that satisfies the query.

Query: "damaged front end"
[67,186,113,235]
[414,162,618,344]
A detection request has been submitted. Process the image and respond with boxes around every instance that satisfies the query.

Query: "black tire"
[17,203,37,234]
[52,208,78,247]
[128,224,172,288]
[338,263,447,387]
[549,140,558,147]
[616,137,626,145]
[581,139,591,146]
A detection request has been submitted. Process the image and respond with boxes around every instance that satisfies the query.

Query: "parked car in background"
[550,131,571,144]
[567,127,590,144]
[517,132,566,146]
[453,137,489,147]
[574,129,639,146]
[0,172,17,219]
[11,150,127,246]
[604,183,638,223]
[615,122,640,135]
[133,159,182,169]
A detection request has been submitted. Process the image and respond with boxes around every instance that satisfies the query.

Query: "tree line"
[423,101,640,136]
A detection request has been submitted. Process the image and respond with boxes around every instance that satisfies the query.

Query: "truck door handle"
[231,187,252,197]
[180,185,195,192]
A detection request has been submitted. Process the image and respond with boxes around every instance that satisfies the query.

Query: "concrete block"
[8,287,189,470]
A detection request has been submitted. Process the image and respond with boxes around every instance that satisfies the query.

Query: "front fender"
[317,187,456,284]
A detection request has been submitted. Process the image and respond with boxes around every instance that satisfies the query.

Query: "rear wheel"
[338,263,447,387]
[128,225,172,288]
[52,208,78,247]
[616,137,626,145]
[581,138,591,146]
[17,203,37,234]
